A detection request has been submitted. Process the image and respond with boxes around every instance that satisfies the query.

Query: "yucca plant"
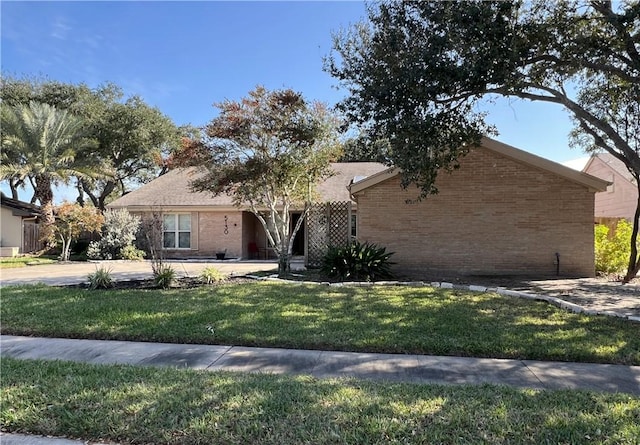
[87,266,113,290]
[199,266,227,284]
[154,265,176,289]
[321,241,394,281]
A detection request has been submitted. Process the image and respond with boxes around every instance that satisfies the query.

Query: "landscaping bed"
[69,275,254,290]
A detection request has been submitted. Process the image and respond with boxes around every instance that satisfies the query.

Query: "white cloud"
[51,17,72,40]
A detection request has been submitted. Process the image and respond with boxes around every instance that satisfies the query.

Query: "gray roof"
[0,194,41,216]
[108,162,387,209]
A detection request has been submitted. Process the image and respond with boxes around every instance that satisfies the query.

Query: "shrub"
[86,242,111,260]
[87,209,141,260]
[120,245,146,261]
[71,239,91,255]
[595,220,633,275]
[200,266,227,284]
[52,202,104,261]
[87,266,113,290]
[321,241,394,281]
[154,265,176,289]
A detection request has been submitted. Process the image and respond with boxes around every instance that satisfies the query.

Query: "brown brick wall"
[195,211,244,258]
[355,147,596,277]
[156,211,244,259]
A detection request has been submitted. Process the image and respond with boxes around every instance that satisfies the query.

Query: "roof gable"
[585,152,635,184]
[350,137,611,195]
[0,194,41,217]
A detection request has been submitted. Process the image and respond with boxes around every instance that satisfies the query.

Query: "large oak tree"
[328,0,640,282]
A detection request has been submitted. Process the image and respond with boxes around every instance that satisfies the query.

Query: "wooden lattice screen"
[306,201,352,267]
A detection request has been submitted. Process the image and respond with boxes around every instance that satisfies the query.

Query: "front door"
[291,213,305,256]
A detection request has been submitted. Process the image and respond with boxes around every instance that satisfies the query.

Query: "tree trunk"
[278,251,291,277]
[75,179,85,206]
[81,179,117,212]
[60,235,71,262]
[8,178,21,200]
[623,181,640,283]
[34,175,56,250]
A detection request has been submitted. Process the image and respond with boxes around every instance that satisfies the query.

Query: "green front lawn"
[2,282,638,364]
[0,256,56,268]
[2,358,638,445]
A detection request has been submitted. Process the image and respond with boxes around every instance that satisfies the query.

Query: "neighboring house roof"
[584,152,635,184]
[108,162,388,209]
[350,137,610,194]
[562,157,591,172]
[0,194,41,217]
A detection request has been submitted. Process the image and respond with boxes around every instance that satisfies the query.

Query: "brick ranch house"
[107,162,387,260]
[109,138,609,277]
[350,138,610,277]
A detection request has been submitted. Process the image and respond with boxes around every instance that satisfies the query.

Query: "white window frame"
[163,213,191,250]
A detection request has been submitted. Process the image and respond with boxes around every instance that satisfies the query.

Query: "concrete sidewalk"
[3,335,639,394]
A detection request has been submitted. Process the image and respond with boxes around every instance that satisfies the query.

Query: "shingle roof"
[316,162,388,202]
[0,194,41,216]
[108,163,388,209]
[109,168,234,208]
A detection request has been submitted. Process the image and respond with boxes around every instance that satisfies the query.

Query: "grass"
[2,282,639,364]
[0,256,56,269]
[2,358,639,445]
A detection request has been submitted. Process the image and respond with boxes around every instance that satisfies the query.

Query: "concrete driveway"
[0,259,300,287]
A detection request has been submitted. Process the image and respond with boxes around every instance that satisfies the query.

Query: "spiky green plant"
[154,265,176,289]
[199,266,227,284]
[87,266,113,290]
[321,241,394,281]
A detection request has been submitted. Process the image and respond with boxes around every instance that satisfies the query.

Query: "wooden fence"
[23,221,44,253]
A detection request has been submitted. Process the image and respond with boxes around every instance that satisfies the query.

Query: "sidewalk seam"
[520,360,546,389]
[204,345,234,369]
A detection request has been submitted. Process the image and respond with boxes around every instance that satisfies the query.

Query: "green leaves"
[328,1,639,189]
[189,86,342,276]
[1,76,180,210]
[327,2,503,196]
[321,241,394,281]
[1,101,98,241]
[595,221,635,276]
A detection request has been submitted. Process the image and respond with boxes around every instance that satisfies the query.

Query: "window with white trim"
[163,214,191,249]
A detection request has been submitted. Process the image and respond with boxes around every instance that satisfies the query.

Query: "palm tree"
[1,101,97,246]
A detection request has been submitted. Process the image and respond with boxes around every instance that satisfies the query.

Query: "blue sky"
[2,1,585,200]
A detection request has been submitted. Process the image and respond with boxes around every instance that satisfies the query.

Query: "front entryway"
[291,212,305,256]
